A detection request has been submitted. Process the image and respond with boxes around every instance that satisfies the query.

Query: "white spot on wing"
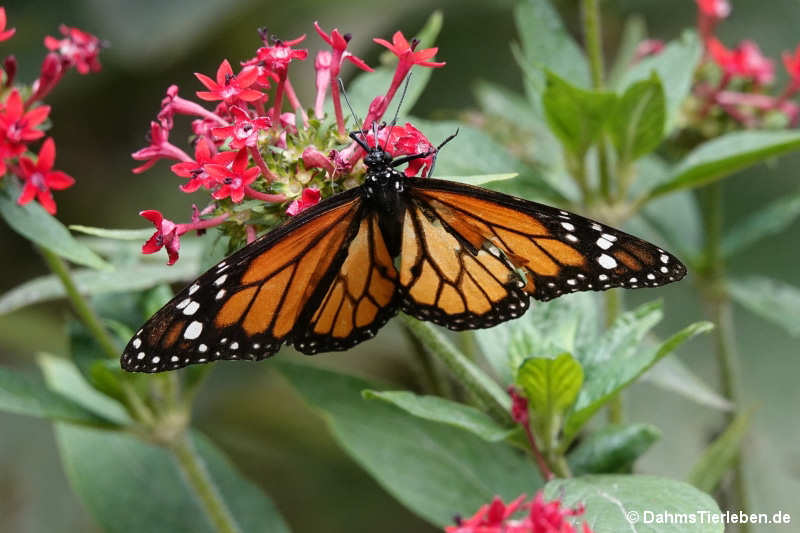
[189,283,200,295]
[596,237,613,250]
[561,222,575,231]
[176,298,191,310]
[184,321,203,340]
[132,338,141,349]
[660,254,669,264]
[598,254,617,269]
[214,274,228,286]
[183,301,200,316]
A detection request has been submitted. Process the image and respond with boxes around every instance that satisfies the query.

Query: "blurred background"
[1,0,798,531]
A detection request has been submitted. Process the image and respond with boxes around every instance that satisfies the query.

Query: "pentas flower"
[314,22,373,132]
[29,52,62,103]
[131,120,191,173]
[159,85,227,130]
[696,0,731,19]
[446,493,593,533]
[367,31,445,127]
[0,89,50,145]
[44,24,102,74]
[364,122,435,177]
[253,34,308,77]
[708,39,774,86]
[204,147,260,202]
[302,145,335,176]
[171,137,236,192]
[782,44,800,94]
[140,210,181,265]
[212,105,271,149]
[286,187,320,215]
[16,138,75,215]
[195,59,262,105]
[0,7,15,42]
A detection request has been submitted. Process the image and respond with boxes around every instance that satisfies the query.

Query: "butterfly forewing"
[408,178,686,304]
[121,189,363,373]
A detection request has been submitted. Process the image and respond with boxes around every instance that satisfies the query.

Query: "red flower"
[0,7,16,42]
[140,210,181,265]
[171,137,236,192]
[29,52,63,103]
[131,120,190,173]
[708,38,775,85]
[302,146,335,175]
[446,492,593,533]
[212,105,271,149]
[204,147,260,202]
[783,44,800,92]
[508,386,530,426]
[374,31,446,70]
[314,22,372,72]
[44,25,102,74]
[696,0,731,19]
[0,89,50,145]
[365,123,435,177]
[286,187,321,216]
[16,138,75,215]
[253,35,308,77]
[195,59,263,104]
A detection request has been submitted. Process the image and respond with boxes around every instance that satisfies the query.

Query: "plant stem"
[38,247,119,360]
[400,315,513,426]
[702,181,750,532]
[582,0,606,89]
[170,434,242,533]
[604,289,624,423]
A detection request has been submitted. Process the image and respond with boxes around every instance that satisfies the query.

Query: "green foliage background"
[1,0,798,532]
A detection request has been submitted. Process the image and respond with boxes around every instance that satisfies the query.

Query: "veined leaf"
[728,276,800,337]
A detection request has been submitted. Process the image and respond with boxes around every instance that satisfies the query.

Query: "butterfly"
[121,128,686,373]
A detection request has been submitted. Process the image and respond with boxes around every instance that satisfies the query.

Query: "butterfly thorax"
[362,148,406,256]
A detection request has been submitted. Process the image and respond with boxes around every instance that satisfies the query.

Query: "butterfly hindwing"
[397,195,531,330]
[121,189,363,373]
[293,212,400,354]
[407,177,686,305]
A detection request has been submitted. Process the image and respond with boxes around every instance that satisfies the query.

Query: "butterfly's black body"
[121,130,686,373]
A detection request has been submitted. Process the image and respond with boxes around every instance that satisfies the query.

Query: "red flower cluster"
[445,493,592,533]
[687,0,800,127]
[133,22,445,264]
[0,7,102,214]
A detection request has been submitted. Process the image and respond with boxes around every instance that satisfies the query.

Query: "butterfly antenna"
[383,72,413,151]
[427,128,459,178]
[338,78,365,139]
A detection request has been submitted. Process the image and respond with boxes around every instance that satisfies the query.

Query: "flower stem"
[400,315,513,426]
[702,181,750,532]
[582,0,605,89]
[169,434,242,533]
[38,246,119,360]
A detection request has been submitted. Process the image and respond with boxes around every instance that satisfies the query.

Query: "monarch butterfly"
[121,128,686,373]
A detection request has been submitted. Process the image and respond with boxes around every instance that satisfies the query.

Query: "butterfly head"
[363,147,393,169]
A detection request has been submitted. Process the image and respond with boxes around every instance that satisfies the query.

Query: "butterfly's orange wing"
[399,178,686,329]
[121,189,365,372]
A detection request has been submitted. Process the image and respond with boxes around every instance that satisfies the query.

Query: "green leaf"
[514,0,590,115]
[565,317,713,443]
[721,190,800,258]
[727,276,800,337]
[648,130,800,198]
[38,353,130,425]
[608,74,666,164]
[56,426,290,533]
[69,225,155,240]
[688,410,751,493]
[475,292,597,385]
[0,365,118,427]
[517,354,583,417]
[363,390,514,442]
[617,31,702,132]
[641,355,732,411]
[542,72,617,158]
[0,181,109,270]
[436,173,518,186]
[578,300,663,368]
[334,11,442,119]
[545,475,724,533]
[277,361,541,526]
[0,261,201,316]
[607,15,647,87]
[568,424,661,475]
